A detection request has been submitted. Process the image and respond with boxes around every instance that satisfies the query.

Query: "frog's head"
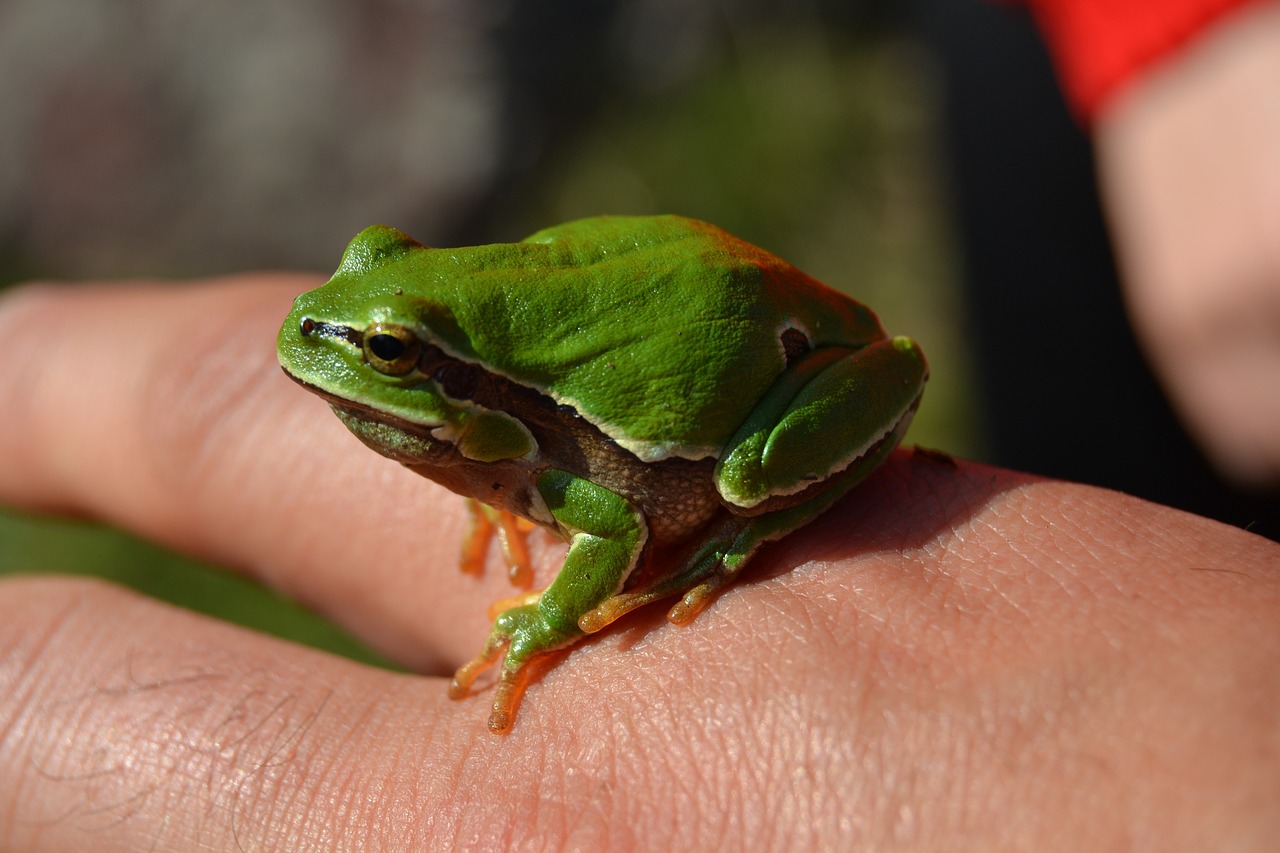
[277,225,535,464]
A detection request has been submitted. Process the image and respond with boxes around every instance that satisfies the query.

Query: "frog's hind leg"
[578,486,849,634]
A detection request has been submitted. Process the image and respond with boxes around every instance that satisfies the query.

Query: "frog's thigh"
[533,469,648,633]
[717,338,926,507]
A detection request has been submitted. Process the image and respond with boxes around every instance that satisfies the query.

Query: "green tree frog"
[277,215,927,733]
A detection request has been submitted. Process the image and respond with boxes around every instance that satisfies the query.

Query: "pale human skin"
[1096,0,1280,487]
[0,277,1278,851]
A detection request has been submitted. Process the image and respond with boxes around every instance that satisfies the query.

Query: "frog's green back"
[338,215,885,461]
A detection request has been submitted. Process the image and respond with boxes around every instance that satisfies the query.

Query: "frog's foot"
[577,589,668,634]
[578,520,757,633]
[448,603,578,734]
[575,555,742,632]
[666,573,737,625]
[486,589,543,622]
[460,500,534,587]
[659,542,754,625]
[580,491,854,634]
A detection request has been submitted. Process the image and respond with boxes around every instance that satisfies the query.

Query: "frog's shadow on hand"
[781,448,1033,569]
[762,448,1034,573]
[599,449,1035,654]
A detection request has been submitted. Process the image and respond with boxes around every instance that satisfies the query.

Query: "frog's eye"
[363,324,421,376]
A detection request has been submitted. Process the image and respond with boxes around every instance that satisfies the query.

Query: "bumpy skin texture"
[280,215,888,462]
[277,216,927,731]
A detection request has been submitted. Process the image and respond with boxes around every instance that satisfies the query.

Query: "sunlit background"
[1,0,1272,661]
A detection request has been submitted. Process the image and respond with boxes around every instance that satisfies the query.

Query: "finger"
[0,575,540,852]
[0,278,545,668]
[0,564,913,853]
[4,481,1278,851]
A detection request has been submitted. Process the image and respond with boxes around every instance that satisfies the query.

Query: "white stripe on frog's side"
[410,324,725,464]
[399,318,831,466]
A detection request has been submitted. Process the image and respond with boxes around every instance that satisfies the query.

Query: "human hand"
[1096,0,1280,487]
[1,276,1277,850]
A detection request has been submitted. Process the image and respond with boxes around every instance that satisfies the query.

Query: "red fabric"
[1018,0,1265,121]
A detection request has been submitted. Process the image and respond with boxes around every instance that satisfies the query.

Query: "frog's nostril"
[300,317,317,336]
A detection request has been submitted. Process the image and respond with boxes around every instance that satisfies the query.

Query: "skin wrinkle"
[1045,490,1275,660]
[676,695,740,845]
[774,694,831,846]
[581,725,629,846]
[0,579,374,851]
[308,690,390,851]
[871,611,1064,842]
[732,705,775,841]
[177,677,325,850]
[324,683,500,850]
[748,580,817,650]
[357,742,402,853]
[867,707,920,848]
[1068,491,1168,575]
[555,768,611,850]
[582,738,637,849]
[977,506,1097,637]
[0,586,92,765]
[435,712,508,848]
[379,720,446,848]
[530,723,579,846]
[230,689,337,852]
[3,587,165,840]
[752,690,817,843]
[452,719,558,848]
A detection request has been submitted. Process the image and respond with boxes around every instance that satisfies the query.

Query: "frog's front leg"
[459,499,535,586]
[449,469,646,733]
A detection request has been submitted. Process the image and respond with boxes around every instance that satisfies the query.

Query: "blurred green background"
[0,3,974,663]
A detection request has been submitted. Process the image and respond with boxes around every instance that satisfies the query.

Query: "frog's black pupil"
[369,334,406,361]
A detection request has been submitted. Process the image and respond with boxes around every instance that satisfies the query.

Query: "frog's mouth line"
[281,368,445,434]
